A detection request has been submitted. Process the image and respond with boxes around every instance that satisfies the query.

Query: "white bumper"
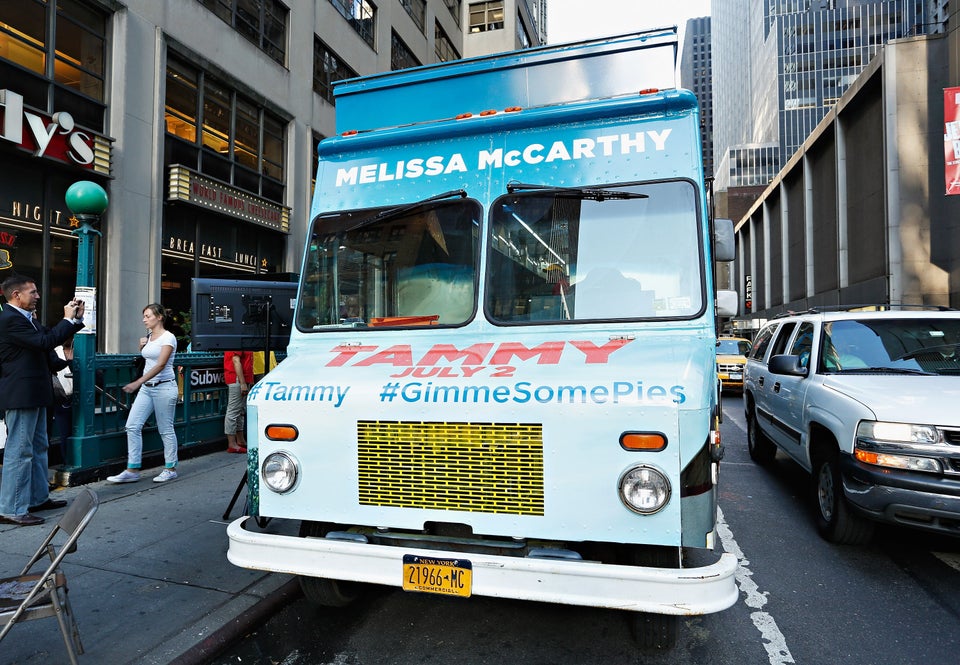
[227,517,739,615]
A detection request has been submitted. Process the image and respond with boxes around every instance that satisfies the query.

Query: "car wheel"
[813,452,874,545]
[298,521,363,606]
[747,408,777,465]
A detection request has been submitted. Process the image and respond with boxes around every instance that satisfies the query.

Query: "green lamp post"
[64,180,108,471]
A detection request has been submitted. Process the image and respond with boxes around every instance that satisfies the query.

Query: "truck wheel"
[747,409,776,465]
[813,453,874,545]
[627,546,680,650]
[299,575,361,607]
[298,521,363,606]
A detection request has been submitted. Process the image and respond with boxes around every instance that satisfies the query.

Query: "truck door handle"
[758,376,764,387]
[773,381,781,393]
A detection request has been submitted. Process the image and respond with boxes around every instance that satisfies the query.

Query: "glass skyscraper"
[713,0,934,191]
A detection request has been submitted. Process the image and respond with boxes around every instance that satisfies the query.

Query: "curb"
[167,577,303,665]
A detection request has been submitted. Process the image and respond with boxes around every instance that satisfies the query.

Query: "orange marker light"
[854,449,879,465]
[479,109,497,116]
[455,112,473,120]
[265,425,299,441]
[620,432,667,451]
[504,106,522,113]
[341,130,358,136]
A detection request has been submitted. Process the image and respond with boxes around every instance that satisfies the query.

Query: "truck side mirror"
[714,219,736,262]
[716,290,738,317]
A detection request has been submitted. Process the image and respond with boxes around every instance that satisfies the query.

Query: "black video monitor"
[190,278,298,351]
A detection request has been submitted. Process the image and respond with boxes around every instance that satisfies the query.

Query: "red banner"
[944,87,960,195]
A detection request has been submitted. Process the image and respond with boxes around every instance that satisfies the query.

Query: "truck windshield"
[821,318,960,375]
[297,198,481,329]
[486,180,704,323]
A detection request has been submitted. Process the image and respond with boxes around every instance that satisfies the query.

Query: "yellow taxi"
[716,336,752,392]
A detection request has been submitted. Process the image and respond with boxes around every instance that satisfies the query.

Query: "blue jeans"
[0,408,50,517]
[125,381,179,469]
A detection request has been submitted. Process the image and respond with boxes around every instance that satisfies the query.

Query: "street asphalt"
[0,450,297,665]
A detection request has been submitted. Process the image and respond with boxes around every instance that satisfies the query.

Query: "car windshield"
[820,318,960,375]
[717,339,751,355]
[297,198,481,329]
[485,180,704,323]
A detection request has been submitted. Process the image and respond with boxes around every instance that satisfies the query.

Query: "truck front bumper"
[227,517,739,615]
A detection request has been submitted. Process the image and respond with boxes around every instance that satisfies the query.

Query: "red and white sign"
[944,87,960,195]
[0,89,110,173]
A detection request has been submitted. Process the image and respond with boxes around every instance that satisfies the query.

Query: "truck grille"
[357,420,545,516]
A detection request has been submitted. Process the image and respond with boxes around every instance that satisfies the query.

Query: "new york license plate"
[402,554,472,597]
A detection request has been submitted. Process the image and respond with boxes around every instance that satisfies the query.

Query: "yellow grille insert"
[357,421,544,515]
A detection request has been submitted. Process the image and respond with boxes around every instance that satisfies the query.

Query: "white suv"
[743,308,960,544]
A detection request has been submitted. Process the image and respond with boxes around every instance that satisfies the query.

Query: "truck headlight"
[618,465,671,514]
[262,452,299,493]
[855,421,942,474]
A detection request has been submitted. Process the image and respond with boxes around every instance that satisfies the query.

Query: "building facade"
[712,0,934,192]
[732,33,960,330]
[679,16,714,179]
[1,0,544,354]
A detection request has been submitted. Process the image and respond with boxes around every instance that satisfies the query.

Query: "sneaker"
[153,469,178,483]
[107,470,141,483]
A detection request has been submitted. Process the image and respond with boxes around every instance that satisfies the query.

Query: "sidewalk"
[0,451,295,665]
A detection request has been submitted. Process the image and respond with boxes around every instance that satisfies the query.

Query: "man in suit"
[0,275,85,526]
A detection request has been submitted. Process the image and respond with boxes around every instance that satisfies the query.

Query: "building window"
[313,37,358,105]
[164,54,286,203]
[391,30,421,71]
[400,0,426,32]
[328,0,376,49]
[0,0,107,130]
[311,131,326,194]
[434,21,459,62]
[469,1,503,33]
[445,0,462,27]
[197,0,288,66]
[515,12,530,48]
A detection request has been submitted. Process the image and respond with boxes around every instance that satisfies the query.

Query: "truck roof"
[333,28,680,134]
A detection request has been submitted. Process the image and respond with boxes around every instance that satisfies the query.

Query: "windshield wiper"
[894,343,960,361]
[506,182,648,201]
[343,189,467,233]
[833,367,935,376]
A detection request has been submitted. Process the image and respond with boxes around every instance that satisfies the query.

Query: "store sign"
[745,274,753,312]
[0,89,111,175]
[165,233,259,268]
[945,87,960,195]
[167,165,290,232]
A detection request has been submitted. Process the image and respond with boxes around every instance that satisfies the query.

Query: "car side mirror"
[768,354,809,377]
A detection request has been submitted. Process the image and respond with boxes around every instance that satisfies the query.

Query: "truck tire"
[747,408,777,465]
[298,521,363,606]
[813,452,874,545]
[627,546,681,650]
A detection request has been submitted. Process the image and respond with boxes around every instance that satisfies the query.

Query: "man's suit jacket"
[0,305,84,410]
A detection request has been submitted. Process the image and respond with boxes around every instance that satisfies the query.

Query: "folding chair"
[0,488,100,665]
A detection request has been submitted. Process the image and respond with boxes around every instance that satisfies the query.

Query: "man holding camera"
[0,275,85,526]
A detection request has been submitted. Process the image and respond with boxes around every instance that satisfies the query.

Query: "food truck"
[227,29,739,648]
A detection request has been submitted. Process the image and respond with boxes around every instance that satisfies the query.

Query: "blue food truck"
[227,29,739,648]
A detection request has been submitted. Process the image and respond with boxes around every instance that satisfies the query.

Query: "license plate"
[402,554,472,597]
[730,372,742,379]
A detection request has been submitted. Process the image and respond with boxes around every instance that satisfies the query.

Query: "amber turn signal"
[620,432,667,451]
[264,424,299,441]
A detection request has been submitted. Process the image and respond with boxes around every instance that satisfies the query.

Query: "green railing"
[63,352,229,474]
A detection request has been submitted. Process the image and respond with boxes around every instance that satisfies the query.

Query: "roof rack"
[770,304,956,318]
